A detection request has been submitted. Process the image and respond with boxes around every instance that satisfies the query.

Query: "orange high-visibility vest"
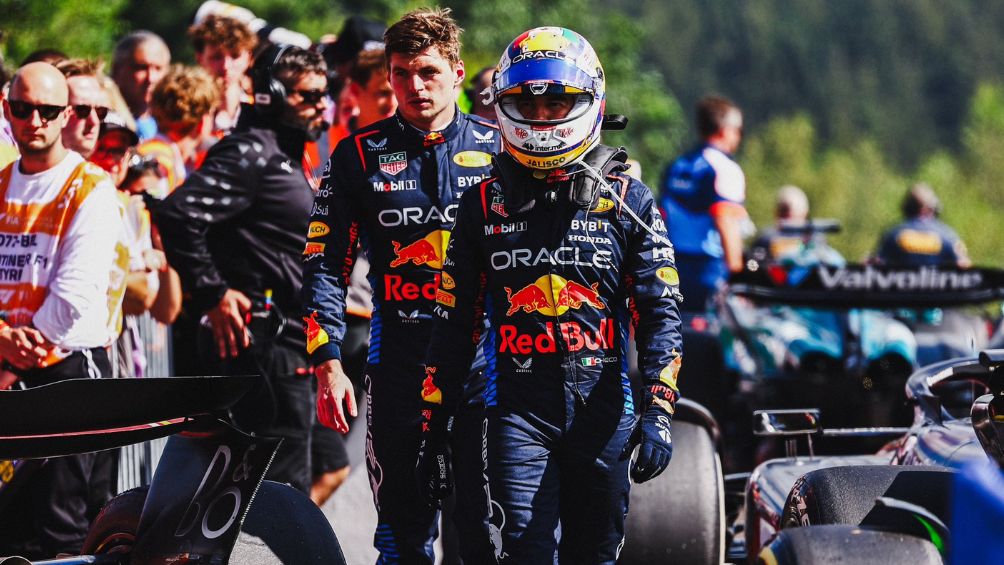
[0,160,128,363]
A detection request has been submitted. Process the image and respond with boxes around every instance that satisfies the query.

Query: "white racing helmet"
[492,27,605,170]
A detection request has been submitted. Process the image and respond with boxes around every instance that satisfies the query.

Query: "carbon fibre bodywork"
[735,352,1004,561]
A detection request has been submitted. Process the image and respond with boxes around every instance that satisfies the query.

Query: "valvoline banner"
[729,263,1004,307]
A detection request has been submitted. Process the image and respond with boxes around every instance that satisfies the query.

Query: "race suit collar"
[394,105,464,149]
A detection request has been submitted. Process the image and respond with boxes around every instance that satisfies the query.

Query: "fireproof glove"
[416,408,454,509]
[630,399,674,484]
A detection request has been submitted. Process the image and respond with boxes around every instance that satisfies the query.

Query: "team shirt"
[0,152,126,351]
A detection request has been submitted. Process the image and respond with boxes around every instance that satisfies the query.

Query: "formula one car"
[620,398,726,565]
[732,347,1004,564]
[619,256,1004,563]
[0,376,345,565]
[718,261,1003,465]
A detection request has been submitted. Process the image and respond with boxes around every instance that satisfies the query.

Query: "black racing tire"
[81,485,149,555]
[82,482,345,564]
[757,524,942,565]
[677,326,728,422]
[620,421,724,564]
[780,465,953,530]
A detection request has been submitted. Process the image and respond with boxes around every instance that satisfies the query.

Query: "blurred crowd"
[0,2,423,557]
[0,1,976,560]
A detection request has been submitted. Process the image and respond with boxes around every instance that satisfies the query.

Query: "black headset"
[252,43,293,117]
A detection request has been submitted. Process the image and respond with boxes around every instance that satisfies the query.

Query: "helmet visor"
[497,92,593,125]
[495,57,600,98]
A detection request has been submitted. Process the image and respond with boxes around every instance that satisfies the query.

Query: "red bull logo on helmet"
[390,230,451,269]
[504,274,605,316]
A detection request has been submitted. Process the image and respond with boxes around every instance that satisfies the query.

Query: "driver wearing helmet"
[874,182,971,268]
[417,27,684,563]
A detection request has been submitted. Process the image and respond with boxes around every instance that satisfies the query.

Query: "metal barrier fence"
[116,313,172,493]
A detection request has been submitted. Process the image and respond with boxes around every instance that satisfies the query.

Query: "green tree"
[625,0,1004,171]
[1,0,127,68]
[448,1,686,187]
[742,81,1004,266]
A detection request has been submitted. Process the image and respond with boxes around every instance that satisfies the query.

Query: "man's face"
[196,44,252,86]
[356,69,397,121]
[115,40,170,113]
[513,94,576,121]
[281,72,330,139]
[4,76,69,156]
[63,75,110,158]
[389,47,464,131]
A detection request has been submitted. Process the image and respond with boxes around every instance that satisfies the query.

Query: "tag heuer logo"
[379,152,408,175]
[491,192,507,218]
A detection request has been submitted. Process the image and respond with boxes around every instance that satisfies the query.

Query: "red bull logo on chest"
[390,230,451,269]
[504,274,605,316]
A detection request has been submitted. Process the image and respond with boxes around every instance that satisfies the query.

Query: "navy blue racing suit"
[301,108,500,564]
[424,156,684,564]
[875,217,969,267]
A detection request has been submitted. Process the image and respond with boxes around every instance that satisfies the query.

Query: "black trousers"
[0,348,118,559]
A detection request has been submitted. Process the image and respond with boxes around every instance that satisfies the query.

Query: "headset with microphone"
[252,43,292,117]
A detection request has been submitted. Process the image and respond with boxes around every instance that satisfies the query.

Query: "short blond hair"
[56,58,104,79]
[150,65,219,131]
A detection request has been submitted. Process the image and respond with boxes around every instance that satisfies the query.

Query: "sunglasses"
[7,99,66,121]
[293,89,326,105]
[72,105,110,120]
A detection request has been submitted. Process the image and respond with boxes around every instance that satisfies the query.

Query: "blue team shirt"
[876,217,966,267]
[660,143,746,310]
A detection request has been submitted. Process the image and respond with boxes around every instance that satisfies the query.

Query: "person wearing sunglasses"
[155,45,330,495]
[54,58,111,160]
[91,111,182,379]
[0,62,126,560]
